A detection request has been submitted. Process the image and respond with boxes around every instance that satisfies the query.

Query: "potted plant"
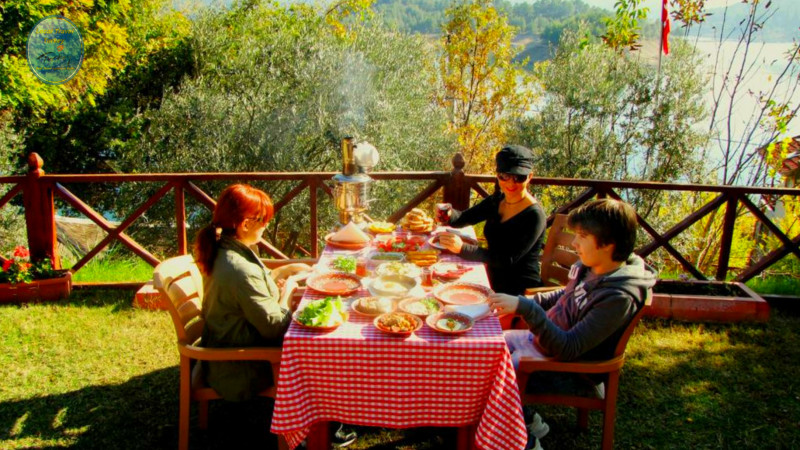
[648,277,769,323]
[0,246,71,303]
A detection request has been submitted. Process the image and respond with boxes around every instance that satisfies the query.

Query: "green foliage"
[510,29,708,192]
[4,0,193,176]
[439,0,535,172]
[115,1,455,255]
[0,0,135,119]
[602,0,649,51]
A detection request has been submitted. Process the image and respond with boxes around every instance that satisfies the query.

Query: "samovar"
[332,137,379,225]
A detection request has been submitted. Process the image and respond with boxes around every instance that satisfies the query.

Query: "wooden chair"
[502,214,579,330]
[526,213,579,295]
[153,255,288,450]
[515,294,652,450]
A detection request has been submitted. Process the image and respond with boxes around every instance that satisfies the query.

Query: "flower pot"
[647,279,769,323]
[0,272,72,304]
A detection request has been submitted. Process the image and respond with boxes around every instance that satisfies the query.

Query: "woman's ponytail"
[194,224,220,275]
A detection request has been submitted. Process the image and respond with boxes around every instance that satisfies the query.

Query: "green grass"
[2,291,800,449]
[746,276,800,296]
[65,256,156,283]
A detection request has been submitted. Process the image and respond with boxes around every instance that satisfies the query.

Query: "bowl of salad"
[292,297,349,331]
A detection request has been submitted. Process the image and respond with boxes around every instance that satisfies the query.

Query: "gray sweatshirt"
[516,254,657,361]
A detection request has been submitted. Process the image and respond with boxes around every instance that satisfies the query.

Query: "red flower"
[2,260,11,272]
[14,246,30,259]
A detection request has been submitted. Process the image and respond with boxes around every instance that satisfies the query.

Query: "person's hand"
[487,293,520,315]
[271,263,312,283]
[437,232,463,253]
[278,273,303,310]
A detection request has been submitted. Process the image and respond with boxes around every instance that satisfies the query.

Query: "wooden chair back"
[153,255,287,450]
[516,293,652,450]
[152,254,205,346]
[539,213,579,287]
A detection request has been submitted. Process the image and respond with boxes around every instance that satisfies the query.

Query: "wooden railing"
[1,153,799,284]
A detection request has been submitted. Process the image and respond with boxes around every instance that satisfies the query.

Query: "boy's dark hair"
[567,199,637,262]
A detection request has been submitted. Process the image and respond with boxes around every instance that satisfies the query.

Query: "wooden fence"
[1,152,799,284]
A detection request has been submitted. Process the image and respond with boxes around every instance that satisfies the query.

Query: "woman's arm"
[448,195,498,228]
[236,270,291,341]
[460,206,545,268]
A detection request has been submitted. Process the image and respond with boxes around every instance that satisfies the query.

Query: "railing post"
[310,178,318,259]
[175,182,187,255]
[716,194,738,281]
[22,153,60,269]
[443,153,471,210]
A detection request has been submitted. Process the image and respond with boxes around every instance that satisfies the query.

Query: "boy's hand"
[487,293,519,315]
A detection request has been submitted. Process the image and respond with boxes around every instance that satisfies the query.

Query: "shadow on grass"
[0,366,284,450]
[534,313,800,449]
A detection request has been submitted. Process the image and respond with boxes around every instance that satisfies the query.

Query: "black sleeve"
[448,195,498,228]
[461,205,545,268]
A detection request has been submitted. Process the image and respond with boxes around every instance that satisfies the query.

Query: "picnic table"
[270,227,528,450]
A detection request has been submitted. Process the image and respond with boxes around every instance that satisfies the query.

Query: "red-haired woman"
[194,184,308,401]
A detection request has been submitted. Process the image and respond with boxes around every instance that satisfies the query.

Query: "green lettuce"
[297,296,345,327]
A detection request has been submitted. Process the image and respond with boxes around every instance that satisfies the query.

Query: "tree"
[0,0,191,175]
[438,0,535,173]
[511,30,708,184]
[115,1,456,255]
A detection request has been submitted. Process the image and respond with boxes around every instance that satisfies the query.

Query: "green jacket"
[201,235,290,401]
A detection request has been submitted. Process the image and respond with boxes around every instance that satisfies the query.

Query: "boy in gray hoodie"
[488,198,656,449]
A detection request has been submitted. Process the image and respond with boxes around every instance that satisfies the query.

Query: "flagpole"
[656,0,664,102]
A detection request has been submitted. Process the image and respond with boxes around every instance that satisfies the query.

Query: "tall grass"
[746,276,800,296]
[64,251,155,283]
[2,291,800,449]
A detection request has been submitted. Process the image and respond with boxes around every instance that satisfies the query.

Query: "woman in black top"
[439,145,546,295]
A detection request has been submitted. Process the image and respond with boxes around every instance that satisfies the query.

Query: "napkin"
[444,303,491,320]
[330,222,370,243]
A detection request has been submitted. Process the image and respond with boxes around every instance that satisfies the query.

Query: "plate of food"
[293,297,349,331]
[406,250,440,267]
[433,282,493,305]
[431,262,473,281]
[367,251,405,263]
[426,311,474,335]
[368,221,396,234]
[307,272,362,296]
[398,296,444,317]
[399,208,435,233]
[374,235,425,253]
[374,261,423,278]
[374,312,423,336]
[368,274,419,297]
[325,222,371,250]
[350,296,396,317]
[328,255,357,273]
[428,231,479,251]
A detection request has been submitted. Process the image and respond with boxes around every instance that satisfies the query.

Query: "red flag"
[661,0,671,55]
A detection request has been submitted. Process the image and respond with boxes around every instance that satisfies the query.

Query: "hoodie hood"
[590,254,658,307]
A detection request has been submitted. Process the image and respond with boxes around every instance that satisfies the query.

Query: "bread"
[401,209,434,232]
[330,222,370,243]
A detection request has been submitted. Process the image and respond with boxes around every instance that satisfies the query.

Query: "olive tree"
[117,1,456,256]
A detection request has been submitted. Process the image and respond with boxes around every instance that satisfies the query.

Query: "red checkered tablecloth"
[271,228,528,450]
